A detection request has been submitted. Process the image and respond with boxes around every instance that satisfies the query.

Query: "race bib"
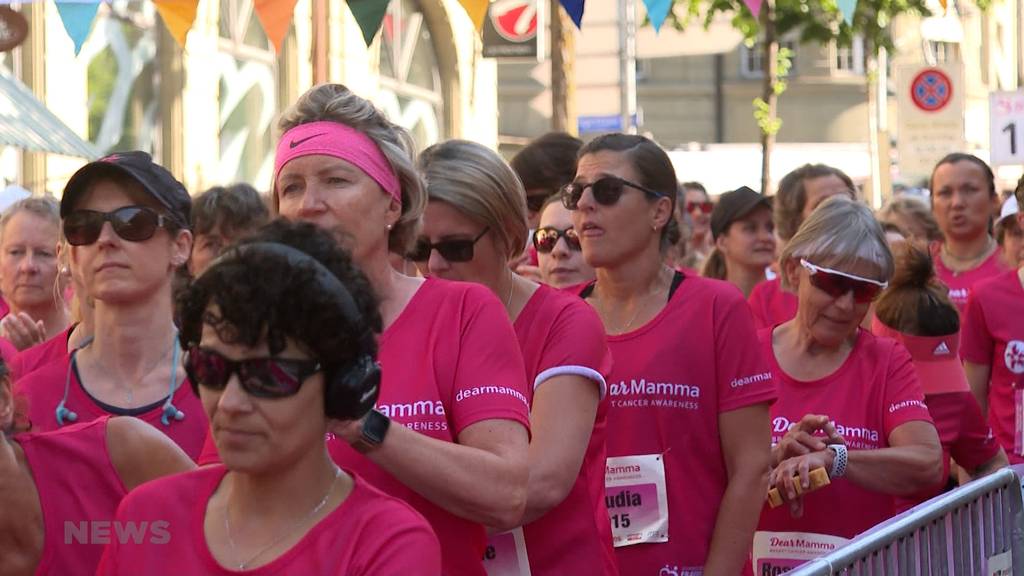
[605,454,669,547]
[753,531,849,573]
[482,527,531,576]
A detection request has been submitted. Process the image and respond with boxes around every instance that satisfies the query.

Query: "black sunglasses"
[561,176,668,210]
[526,193,553,214]
[64,206,172,246]
[184,346,322,399]
[533,226,581,253]
[408,227,489,263]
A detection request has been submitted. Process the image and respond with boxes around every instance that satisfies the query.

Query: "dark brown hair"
[930,153,996,199]
[874,242,959,336]
[510,132,583,194]
[775,164,855,241]
[192,183,269,237]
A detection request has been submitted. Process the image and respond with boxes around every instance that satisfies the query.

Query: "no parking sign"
[897,64,965,176]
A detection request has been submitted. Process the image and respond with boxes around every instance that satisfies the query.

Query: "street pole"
[551,0,577,134]
[618,0,637,134]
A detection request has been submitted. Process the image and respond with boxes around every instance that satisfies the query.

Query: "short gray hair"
[780,195,894,290]
[2,196,60,240]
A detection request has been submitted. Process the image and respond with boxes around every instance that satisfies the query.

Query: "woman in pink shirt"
[98,220,440,575]
[749,164,856,329]
[757,197,942,572]
[873,242,1006,510]
[963,185,1024,464]
[929,153,1007,313]
[0,197,70,353]
[15,153,206,461]
[271,84,530,575]
[567,133,776,576]
[416,140,616,575]
[0,366,194,576]
[701,186,776,298]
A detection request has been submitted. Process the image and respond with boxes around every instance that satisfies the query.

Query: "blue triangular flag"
[642,0,672,33]
[836,0,856,26]
[56,1,102,55]
[558,0,585,29]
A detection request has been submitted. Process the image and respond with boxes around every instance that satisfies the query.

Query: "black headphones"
[192,242,381,420]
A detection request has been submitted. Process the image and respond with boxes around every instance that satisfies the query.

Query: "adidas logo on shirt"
[933,342,951,356]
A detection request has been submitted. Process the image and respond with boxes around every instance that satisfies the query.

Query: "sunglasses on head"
[533,226,581,253]
[526,193,553,214]
[185,346,323,399]
[800,259,888,303]
[408,227,489,263]
[561,176,668,211]
[686,201,714,214]
[64,206,172,247]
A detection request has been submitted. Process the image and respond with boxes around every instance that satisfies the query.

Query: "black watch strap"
[353,409,390,454]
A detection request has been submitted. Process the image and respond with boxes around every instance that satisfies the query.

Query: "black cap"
[710,186,771,240]
[61,151,191,227]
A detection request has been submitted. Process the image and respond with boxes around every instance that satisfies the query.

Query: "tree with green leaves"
[662,0,931,193]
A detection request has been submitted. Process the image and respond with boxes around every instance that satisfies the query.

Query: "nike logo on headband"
[289,133,326,149]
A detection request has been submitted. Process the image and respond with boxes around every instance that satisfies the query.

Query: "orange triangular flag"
[254,0,299,52]
[457,0,488,31]
[938,0,947,11]
[153,0,199,47]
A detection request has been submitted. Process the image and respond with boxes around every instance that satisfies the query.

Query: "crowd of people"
[1,81,1022,576]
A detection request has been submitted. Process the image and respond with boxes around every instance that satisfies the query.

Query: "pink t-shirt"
[0,336,17,366]
[17,416,127,576]
[13,355,207,461]
[931,242,1008,315]
[962,270,1024,463]
[328,278,531,576]
[8,325,74,381]
[758,329,934,537]
[510,284,616,576]
[747,278,798,331]
[584,275,776,574]
[95,465,441,575]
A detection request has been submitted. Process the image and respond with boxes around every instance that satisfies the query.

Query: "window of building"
[833,36,865,74]
[217,0,279,189]
[927,40,960,64]
[378,0,446,147]
[740,40,796,78]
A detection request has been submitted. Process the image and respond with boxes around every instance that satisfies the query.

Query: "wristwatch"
[827,444,848,478]
[353,409,390,454]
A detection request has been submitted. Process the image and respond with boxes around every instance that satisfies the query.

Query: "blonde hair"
[418,140,529,261]
[1,196,60,241]
[878,195,943,243]
[276,84,426,254]
[780,195,894,290]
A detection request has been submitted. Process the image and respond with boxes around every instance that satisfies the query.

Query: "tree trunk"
[760,0,777,194]
[551,0,576,134]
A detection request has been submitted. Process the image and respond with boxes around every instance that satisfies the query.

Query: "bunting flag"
[55,1,100,55]
[642,0,672,33]
[558,0,585,29]
[743,0,763,17]
[347,0,391,46]
[253,0,299,52]
[939,0,947,11]
[153,0,200,47]
[457,0,488,31]
[836,0,856,26]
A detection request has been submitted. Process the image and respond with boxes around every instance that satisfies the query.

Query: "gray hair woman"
[756,196,942,569]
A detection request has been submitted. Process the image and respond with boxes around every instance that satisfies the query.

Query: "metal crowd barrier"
[788,465,1024,575]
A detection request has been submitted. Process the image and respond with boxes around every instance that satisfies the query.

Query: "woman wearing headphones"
[97,220,440,574]
[14,152,207,460]
[267,84,530,575]
[417,140,616,575]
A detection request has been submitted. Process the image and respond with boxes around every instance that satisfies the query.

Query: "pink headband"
[871,318,969,395]
[274,121,402,206]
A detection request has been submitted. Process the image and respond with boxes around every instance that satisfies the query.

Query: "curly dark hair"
[191,183,270,237]
[176,220,382,374]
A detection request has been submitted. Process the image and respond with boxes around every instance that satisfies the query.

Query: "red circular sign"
[490,1,538,42]
[910,69,953,113]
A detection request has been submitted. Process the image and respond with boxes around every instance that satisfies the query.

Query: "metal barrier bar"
[787,466,1024,575]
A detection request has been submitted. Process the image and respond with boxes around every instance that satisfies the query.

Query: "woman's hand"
[770,449,836,518]
[0,312,46,351]
[772,414,845,466]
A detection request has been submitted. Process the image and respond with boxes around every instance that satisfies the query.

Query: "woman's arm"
[704,403,773,576]
[965,448,1009,480]
[844,421,942,495]
[521,375,600,524]
[965,362,993,418]
[334,417,530,530]
[106,417,195,491]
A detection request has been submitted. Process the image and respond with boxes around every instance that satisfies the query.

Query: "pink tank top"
[17,416,127,576]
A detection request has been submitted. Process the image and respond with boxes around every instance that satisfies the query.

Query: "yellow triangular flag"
[153,0,199,47]
[939,0,947,11]
[457,0,488,31]
[254,0,300,53]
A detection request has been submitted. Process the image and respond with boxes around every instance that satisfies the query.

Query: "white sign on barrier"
[986,550,1012,575]
[990,91,1024,166]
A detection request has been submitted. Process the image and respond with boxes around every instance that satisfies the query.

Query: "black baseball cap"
[61,151,191,227]
[710,186,771,240]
